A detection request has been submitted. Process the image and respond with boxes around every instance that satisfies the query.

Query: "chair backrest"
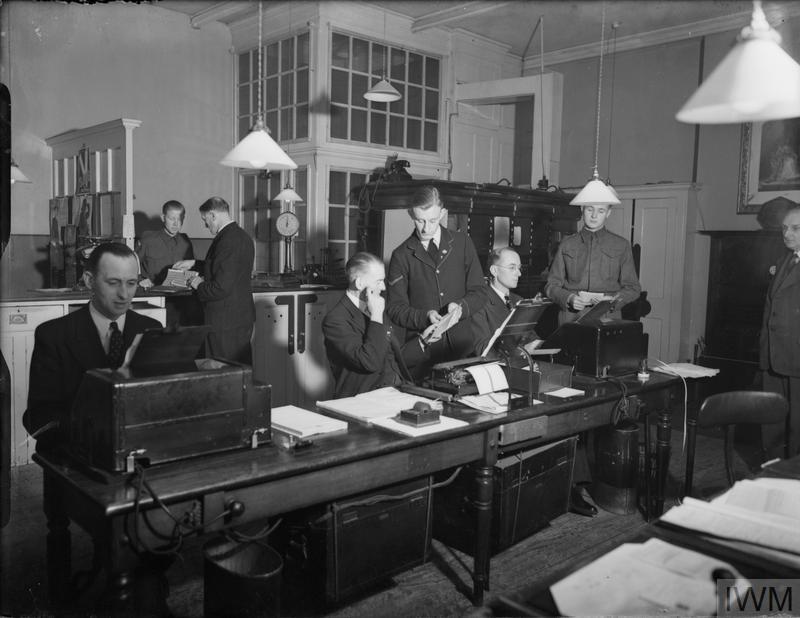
[684,390,788,498]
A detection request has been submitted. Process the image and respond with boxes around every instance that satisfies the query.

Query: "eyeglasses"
[496,264,523,273]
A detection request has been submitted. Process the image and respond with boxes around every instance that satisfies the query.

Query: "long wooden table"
[34,372,680,612]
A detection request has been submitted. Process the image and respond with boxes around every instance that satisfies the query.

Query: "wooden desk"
[34,373,680,612]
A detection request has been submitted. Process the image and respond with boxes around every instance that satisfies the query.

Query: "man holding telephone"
[545,203,641,324]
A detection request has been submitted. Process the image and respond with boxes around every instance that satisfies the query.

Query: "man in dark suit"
[323,252,408,397]
[23,242,163,454]
[386,185,486,377]
[760,204,800,458]
[175,196,255,364]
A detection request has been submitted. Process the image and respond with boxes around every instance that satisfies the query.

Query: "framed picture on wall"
[738,118,800,214]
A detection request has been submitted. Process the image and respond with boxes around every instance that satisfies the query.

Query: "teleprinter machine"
[68,327,271,474]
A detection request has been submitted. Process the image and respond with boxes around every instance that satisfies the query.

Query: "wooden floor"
[0,416,758,618]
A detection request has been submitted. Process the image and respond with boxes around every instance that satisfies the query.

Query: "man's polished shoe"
[569,486,598,517]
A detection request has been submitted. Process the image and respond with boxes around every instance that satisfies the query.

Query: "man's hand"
[427,309,442,325]
[365,287,385,322]
[139,278,153,289]
[173,259,196,270]
[569,293,589,310]
[420,323,442,345]
[188,275,204,290]
[446,303,463,321]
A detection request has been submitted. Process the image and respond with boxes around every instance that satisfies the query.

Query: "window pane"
[296,168,308,201]
[296,68,309,103]
[238,116,251,141]
[425,89,439,120]
[351,108,367,142]
[266,76,278,109]
[424,121,438,152]
[371,44,386,76]
[330,105,348,139]
[331,69,349,104]
[390,84,405,114]
[239,84,250,116]
[348,210,358,239]
[280,108,293,140]
[266,110,279,134]
[407,118,421,149]
[351,73,368,105]
[332,33,349,69]
[389,115,404,147]
[370,111,386,144]
[426,57,439,88]
[407,85,422,117]
[239,52,250,82]
[329,243,348,267]
[329,206,345,239]
[281,38,294,72]
[350,173,366,195]
[369,98,388,112]
[297,32,309,67]
[266,42,279,75]
[391,49,405,81]
[352,37,369,73]
[329,171,347,204]
[408,53,423,84]
[296,105,309,139]
[281,73,294,107]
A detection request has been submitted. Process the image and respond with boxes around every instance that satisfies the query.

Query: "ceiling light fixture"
[10,157,31,184]
[571,3,620,207]
[364,12,401,103]
[221,1,297,170]
[676,0,800,124]
[274,182,302,203]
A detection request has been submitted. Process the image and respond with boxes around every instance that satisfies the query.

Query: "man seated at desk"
[323,252,436,397]
[23,242,163,453]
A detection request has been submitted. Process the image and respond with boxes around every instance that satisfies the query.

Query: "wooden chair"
[683,391,788,498]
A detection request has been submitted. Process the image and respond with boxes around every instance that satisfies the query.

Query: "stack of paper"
[272,405,348,438]
[652,362,720,378]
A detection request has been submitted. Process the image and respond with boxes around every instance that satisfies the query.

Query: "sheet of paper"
[545,386,585,398]
[551,538,739,617]
[370,414,468,437]
[651,362,720,378]
[464,362,508,394]
[316,387,440,422]
[271,405,348,438]
[577,291,610,305]
[423,308,460,343]
[480,308,517,357]
[711,478,800,525]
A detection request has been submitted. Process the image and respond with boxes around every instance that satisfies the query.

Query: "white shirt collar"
[419,226,442,250]
[88,302,127,354]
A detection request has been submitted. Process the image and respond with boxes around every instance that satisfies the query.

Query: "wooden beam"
[190,2,253,29]
[411,1,513,33]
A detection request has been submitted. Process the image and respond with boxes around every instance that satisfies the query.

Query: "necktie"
[427,241,438,263]
[108,321,125,368]
[504,295,512,310]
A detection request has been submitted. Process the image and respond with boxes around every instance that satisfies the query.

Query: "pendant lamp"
[10,158,31,184]
[676,0,800,124]
[364,13,401,103]
[274,183,302,203]
[221,2,297,170]
[571,4,620,207]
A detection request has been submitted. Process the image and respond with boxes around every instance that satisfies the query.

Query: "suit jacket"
[759,252,800,376]
[137,228,194,284]
[322,294,405,398]
[23,304,162,451]
[195,222,255,330]
[471,287,522,357]
[386,226,487,359]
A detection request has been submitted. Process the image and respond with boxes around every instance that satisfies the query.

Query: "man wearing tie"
[323,252,429,397]
[386,186,486,377]
[23,242,162,453]
[760,205,800,458]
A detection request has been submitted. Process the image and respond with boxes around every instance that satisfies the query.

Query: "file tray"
[504,360,572,397]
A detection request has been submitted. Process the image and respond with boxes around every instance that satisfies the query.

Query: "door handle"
[275,295,295,355]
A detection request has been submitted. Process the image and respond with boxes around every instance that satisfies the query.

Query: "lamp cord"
[592,4,607,176]
[539,16,547,183]
[257,1,263,124]
[606,22,618,183]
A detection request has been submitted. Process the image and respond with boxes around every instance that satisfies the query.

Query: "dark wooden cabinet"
[359,179,580,299]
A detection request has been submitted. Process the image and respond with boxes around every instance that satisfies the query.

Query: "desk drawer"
[1,305,64,332]
[499,415,548,445]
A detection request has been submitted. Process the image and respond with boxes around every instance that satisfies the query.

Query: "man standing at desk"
[760,204,800,458]
[136,200,194,288]
[386,186,486,377]
[174,196,255,364]
[23,242,162,453]
[545,203,640,324]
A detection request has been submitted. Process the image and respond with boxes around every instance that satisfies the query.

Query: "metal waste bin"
[204,537,283,618]
[589,420,640,514]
